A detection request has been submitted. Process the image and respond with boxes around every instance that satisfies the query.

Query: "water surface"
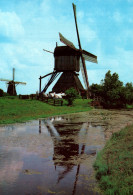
[0,113,105,194]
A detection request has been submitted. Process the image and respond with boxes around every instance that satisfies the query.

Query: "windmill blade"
[72,3,82,50]
[81,55,89,89]
[14,81,26,85]
[43,49,54,54]
[80,58,87,89]
[59,33,77,50]
[73,3,90,95]
[72,4,97,63]
[13,68,15,81]
[0,78,11,82]
[82,50,98,63]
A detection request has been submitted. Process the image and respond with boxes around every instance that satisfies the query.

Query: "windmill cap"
[54,46,80,57]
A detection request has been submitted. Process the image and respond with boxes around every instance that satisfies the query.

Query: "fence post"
[61,100,63,106]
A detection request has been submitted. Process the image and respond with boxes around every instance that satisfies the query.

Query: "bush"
[65,88,79,106]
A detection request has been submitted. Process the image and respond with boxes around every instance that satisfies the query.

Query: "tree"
[121,82,133,105]
[65,88,79,106]
[90,70,133,108]
[90,70,127,108]
[90,83,103,98]
[101,71,123,108]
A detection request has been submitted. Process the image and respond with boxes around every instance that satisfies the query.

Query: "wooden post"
[39,120,41,134]
[39,76,41,94]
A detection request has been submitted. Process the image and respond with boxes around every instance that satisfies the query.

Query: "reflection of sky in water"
[0,115,104,195]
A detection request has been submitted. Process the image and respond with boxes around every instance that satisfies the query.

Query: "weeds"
[94,125,133,195]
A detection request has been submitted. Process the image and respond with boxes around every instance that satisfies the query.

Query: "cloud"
[113,11,122,23]
[0,10,25,41]
[77,11,84,19]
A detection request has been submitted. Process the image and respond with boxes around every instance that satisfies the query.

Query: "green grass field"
[0,96,92,124]
[94,124,133,195]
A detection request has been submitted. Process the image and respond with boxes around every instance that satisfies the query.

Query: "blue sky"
[0,0,133,94]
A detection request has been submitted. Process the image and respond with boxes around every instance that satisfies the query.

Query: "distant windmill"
[0,68,26,96]
[40,3,97,97]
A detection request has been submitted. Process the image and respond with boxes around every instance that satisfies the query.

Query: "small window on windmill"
[54,46,80,72]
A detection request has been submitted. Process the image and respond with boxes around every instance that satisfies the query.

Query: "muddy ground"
[65,108,133,140]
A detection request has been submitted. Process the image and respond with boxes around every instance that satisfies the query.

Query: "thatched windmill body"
[40,3,97,96]
[0,68,26,96]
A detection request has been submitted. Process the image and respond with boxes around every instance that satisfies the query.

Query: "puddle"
[0,114,105,195]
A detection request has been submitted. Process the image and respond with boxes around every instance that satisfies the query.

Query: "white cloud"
[0,10,25,40]
[79,24,96,44]
[77,11,84,19]
[113,11,122,23]
[40,0,51,15]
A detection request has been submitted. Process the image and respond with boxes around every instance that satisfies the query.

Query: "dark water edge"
[0,113,105,195]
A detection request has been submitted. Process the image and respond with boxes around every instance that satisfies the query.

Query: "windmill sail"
[80,58,87,89]
[0,79,11,82]
[72,3,82,49]
[14,81,26,85]
[72,3,90,94]
[59,33,77,50]
[82,50,97,63]
[80,56,89,89]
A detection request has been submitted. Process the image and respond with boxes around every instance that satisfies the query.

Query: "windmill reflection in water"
[39,117,96,195]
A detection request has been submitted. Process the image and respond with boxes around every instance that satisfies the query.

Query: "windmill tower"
[0,68,26,96]
[40,3,97,97]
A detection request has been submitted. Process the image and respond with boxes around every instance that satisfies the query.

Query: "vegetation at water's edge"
[94,124,133,195]
[0,96,92,124]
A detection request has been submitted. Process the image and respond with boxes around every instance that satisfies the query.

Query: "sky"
[0,0,133,95]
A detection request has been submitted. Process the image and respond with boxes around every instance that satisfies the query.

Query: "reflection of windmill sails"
[43,118,89,195]
[44,119,80,183]
[72,122,88,195]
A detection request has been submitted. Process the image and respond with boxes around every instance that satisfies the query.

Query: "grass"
[0,96,92,124]
[94,124,133,195]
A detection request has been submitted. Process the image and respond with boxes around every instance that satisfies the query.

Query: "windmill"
[40,3,97,97]
[0,68,26,96]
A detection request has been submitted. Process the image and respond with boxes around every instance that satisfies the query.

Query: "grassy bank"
[94,124,133,195]
[0,97,92,124]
